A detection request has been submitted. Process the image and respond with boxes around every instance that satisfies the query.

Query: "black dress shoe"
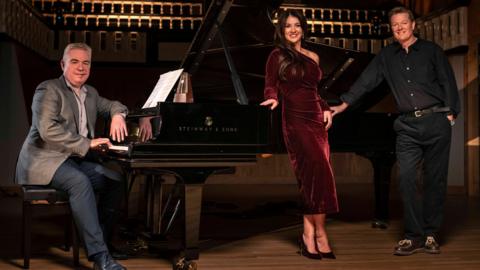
[424,236,440,254]
[109,245,129,260]
[298,236,322,260]
[393,239,424,256]
[93,251,127,270]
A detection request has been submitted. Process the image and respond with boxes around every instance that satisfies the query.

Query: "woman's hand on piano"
[110,114,128,142]
[139,116,153,142]
[260,99,279,110]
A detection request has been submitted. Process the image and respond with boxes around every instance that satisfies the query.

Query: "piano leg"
[123,169,142,219]
[360,152,396,229]
[150,175,164,234]
[182,184,203,260]
[121,166,227,269]
[173,168,219,270]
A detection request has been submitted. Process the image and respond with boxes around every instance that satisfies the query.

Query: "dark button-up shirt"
[341,38,460,116]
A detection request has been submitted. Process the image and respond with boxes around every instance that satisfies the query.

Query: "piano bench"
[20,186,80,269]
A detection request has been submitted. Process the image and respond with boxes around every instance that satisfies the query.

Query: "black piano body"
[112,103,272,270]
[122,102,271,157]
[111,0,397,268]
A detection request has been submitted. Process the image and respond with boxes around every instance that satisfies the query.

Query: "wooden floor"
[1,183,479,270]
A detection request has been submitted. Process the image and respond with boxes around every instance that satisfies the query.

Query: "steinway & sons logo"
[205,116,213,126]
[177,116,238,133]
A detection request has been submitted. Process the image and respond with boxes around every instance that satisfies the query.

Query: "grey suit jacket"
[15,76,128,185]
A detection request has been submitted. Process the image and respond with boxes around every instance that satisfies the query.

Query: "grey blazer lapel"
[60,76,80,132]
[85,87,97,138]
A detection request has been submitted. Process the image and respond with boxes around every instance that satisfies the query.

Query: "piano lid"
[180,0,280,74]
[178,0,391,110]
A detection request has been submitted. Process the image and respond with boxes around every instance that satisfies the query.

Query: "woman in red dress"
[261,10,339,259]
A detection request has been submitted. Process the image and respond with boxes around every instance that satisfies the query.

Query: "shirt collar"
[64,78,87,94]
[394,37,421,54]
[409,38,421,51]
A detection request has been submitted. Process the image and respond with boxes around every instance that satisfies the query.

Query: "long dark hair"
[274,9,308,81]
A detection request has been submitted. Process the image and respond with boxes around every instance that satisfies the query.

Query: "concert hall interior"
[1,0,480,269]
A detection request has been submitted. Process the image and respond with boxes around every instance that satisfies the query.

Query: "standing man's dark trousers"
[394,112,452,243]
[49,158,124,259]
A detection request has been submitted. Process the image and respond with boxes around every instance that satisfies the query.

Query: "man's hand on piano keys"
[90,138,111,148]
[139,116,154,142]
[90,138,112,153]
[90,138,129,153]
[260,99,278,110]
[110,114,128,142]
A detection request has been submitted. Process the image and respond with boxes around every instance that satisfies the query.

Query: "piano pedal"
[371,219,388,229]
[174,257,197,270]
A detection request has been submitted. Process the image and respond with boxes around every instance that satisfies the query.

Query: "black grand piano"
[111,0,397,269]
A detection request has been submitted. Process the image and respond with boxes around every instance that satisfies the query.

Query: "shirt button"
[410,93,414,96]
[406,67,410,70]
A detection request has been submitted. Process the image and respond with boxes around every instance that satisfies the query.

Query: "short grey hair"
[388,6,415,23]
[62,43,92,61]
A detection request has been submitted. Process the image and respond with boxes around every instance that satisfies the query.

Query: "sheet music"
[142,68,184,108]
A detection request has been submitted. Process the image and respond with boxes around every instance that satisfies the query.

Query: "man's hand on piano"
[324,110,333,130]
[139,116,153,142]
[330,102,349,117]
[260,99,278,110]
[90,138,112,151]
[110,114,128,142]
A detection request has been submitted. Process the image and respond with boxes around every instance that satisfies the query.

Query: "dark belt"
[403,106,451,118]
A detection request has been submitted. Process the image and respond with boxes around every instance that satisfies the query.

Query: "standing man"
[16,43,128,270]
[331,6,460,256]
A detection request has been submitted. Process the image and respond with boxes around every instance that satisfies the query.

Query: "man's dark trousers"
[394,112,452,242]
[49,158,124,258]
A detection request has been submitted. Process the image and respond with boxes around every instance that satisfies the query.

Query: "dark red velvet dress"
[264,48,339,214]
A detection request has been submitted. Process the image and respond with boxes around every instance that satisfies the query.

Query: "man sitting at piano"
[16,43,128,270]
